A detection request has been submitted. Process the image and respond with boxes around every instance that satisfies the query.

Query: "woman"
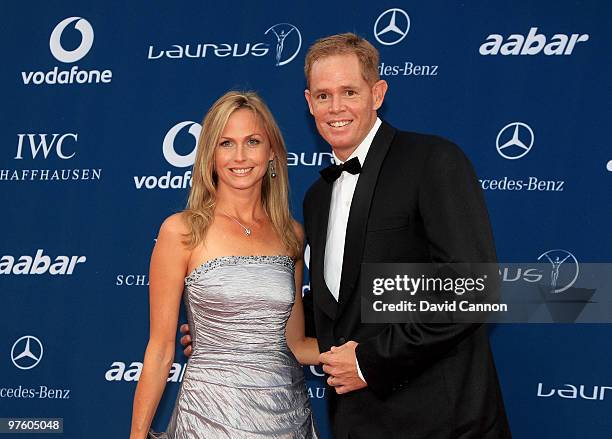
[130,91,320,438]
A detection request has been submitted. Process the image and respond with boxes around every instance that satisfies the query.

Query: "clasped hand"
[319,341,367,395]
[181,325,366,394]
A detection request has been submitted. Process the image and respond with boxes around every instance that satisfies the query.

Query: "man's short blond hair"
[304,32,380,88]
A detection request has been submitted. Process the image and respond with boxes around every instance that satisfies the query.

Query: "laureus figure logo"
[265,23,302,67]
[537,249,579,293]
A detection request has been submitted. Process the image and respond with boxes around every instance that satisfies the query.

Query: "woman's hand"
[180,323,193,357]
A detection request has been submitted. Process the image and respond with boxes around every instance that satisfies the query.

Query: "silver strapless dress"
[149,255,318,439]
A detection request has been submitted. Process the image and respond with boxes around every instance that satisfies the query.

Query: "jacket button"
[337,337,346,345]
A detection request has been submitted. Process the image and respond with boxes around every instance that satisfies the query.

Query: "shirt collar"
[332,117,382,165]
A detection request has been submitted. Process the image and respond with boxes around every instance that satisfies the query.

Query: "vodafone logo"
[22,16,111,85]
[133,121,202,190]
[49,17,94,63]
[162,121,201,168]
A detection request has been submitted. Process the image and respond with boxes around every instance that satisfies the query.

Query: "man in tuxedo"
[302,33,511,438]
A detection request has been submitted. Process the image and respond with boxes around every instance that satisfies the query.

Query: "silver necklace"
[220,212,253,237]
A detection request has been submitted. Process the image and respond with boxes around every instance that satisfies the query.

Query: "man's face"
[305,53,387,161]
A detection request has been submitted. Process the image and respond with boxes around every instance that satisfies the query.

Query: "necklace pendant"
[244,228,252,237]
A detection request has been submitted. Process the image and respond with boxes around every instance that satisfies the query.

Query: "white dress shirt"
[324,118,381,300]
[323,118,381,384]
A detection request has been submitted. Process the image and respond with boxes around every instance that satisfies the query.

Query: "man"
[300,33,510,439]
[183,33,511,438]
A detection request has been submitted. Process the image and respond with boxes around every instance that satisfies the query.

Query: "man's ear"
[304,89,315,115]
[371,80,388,110]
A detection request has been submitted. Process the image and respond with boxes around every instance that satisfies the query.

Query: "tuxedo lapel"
[336,121,396,318]
[309,179,337,320]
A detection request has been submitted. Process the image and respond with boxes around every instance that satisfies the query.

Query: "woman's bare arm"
[286,222,320,365]
[130,214,190,439]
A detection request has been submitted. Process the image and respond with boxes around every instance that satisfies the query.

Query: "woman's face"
[214,108,274,192]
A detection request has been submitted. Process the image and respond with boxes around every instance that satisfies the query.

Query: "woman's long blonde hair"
[184,91,301,258]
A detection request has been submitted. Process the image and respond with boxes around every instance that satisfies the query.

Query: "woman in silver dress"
[130,91,320,438]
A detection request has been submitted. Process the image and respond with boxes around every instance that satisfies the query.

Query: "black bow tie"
[320,157,362,183]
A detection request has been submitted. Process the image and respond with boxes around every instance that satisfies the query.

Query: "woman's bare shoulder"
[158,212,190,241]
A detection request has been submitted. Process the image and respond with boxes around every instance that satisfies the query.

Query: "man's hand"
[179,323,193,357]
[319,341,367,394]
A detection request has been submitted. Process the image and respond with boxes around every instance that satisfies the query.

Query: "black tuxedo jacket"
[303,121,511,439]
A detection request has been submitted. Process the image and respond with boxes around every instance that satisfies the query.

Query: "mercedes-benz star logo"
[374,8,410,46]
[11,335,44,370]
[496,122,534,160]
[537,249,579,293]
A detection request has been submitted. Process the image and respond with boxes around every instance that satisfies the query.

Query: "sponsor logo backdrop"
[1,1,610,437]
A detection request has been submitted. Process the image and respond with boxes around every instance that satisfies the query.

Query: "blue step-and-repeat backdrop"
[1,1,610,437]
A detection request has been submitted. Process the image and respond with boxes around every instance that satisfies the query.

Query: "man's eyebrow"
[309,87,326,94]
[311,84,357,93]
